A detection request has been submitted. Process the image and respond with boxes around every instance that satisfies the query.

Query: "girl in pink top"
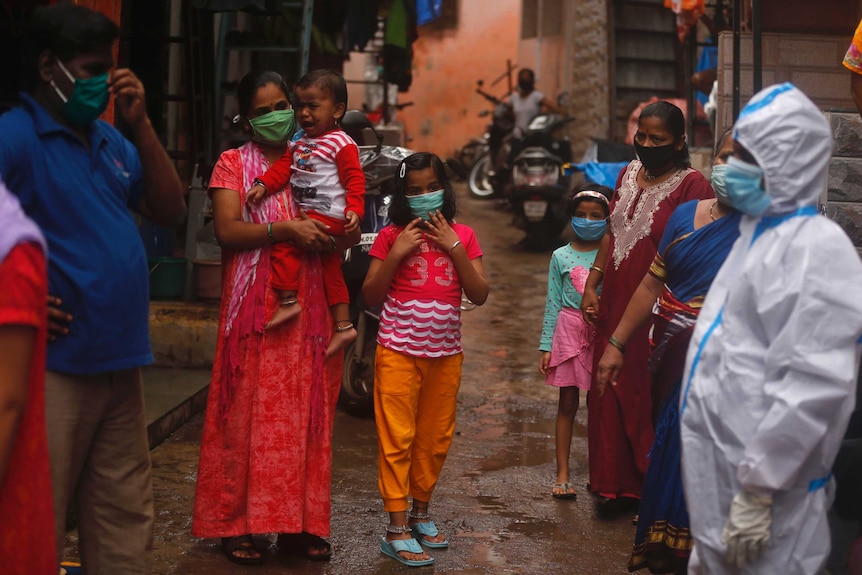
[362,152,489,567]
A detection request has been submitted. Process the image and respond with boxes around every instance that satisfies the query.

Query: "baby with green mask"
[245,69,366,359]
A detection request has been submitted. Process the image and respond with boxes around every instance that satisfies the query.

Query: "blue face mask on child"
[724,156,770,216]
[406,190,445,221]
[571,217,606,241]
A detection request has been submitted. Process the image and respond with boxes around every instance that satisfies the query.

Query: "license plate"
[523,200,547,220]
[359,233,378,246]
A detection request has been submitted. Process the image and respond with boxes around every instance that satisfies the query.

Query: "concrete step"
[145,301,218,449]
[143,366,210,449]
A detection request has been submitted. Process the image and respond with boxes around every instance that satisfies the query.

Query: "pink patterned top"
[369,223,482,358]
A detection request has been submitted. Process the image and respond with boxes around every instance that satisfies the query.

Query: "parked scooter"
[509,113,576,251]
[339,110,414,417]
[467,80,515,199]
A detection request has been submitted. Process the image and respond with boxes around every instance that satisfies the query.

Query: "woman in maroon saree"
[581,101,713,505]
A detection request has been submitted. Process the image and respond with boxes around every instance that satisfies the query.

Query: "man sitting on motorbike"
[507,68,563,138]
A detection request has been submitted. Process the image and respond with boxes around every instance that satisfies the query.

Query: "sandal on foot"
[280,532,332,562]
[411,520,449,548]
[380,536,434,567]
[552,482,577,500]
[222,535,264,566]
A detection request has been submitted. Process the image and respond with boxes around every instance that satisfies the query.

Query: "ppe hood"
[733,83,833,216]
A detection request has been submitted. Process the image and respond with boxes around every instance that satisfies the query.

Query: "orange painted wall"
[397,1,521,158]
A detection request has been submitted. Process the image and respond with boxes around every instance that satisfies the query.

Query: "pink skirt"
[546,307,595,390]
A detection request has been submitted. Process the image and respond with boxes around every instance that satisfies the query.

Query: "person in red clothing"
[247,69,365,357]
[0,178,55,575]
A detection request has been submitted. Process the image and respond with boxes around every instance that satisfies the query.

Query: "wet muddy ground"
[65,185,639,573]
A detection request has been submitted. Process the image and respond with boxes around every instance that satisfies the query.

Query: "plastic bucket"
[148,256,187,300]
[193,259,222,302]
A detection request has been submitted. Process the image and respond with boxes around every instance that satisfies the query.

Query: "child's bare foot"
[267,297,301,330]
[326,321,356,359]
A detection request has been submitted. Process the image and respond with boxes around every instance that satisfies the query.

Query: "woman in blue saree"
[595,133,739,573]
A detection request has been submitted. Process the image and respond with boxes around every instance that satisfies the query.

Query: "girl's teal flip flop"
[380,536,435,567]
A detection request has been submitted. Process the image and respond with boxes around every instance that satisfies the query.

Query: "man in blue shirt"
[0,4,186,572]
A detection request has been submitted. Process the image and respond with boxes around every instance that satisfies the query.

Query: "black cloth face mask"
[634,141,677,172]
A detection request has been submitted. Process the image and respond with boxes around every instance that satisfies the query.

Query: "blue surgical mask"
[710,163,730,205]
[51,60,110,126]
[571,217,606,241]
[406,190,445,221]
[725,156,770,216]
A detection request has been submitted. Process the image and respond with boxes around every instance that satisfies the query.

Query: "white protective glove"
[720,489,773,568]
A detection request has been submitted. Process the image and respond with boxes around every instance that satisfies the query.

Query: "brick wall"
[565,0,610,160]
[825,112,862,247]
[715,31,854,138]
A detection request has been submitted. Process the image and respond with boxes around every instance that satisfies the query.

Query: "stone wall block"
[825,202,862,246]
[832,113,862,157]
[791,71,854,100]
[828,157,862,202]
[778,38,847,68]
[149,302,219,368]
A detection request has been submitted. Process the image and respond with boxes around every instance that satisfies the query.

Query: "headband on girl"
[574,190,609,205]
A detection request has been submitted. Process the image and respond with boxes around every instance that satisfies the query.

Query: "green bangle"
[608,335,626,354]
[267,222,277,244]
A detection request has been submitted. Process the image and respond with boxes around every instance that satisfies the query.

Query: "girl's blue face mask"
[571,217,606,241]
[406,190,445,221]
[724,156,770,216]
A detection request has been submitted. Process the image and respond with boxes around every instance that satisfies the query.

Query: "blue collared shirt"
[0,93,153,374]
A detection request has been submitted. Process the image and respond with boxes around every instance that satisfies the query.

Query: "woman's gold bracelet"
[590,265,604,275]
[608,335,626,354]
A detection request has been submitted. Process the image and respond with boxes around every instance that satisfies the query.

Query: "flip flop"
[552,482,577,499]
[411,520,449,548]
[380,536,435,567]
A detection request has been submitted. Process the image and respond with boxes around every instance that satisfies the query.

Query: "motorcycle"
[338,110,414,417]
[467,80,515,199]
[509,112,576,251]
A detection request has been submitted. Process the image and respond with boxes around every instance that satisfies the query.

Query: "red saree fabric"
[588,162,712,500]
[192,148,341,539]
[0,243,55,575]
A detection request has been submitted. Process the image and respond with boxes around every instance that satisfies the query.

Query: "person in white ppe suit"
[679,82,862,574]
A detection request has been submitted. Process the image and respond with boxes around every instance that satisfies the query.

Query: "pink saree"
[192,142,341,538]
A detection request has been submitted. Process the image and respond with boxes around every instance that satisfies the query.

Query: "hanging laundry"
[382,0,417,92]
[416,0,442,26]
[347,0,382,52]
[664,0,705,43]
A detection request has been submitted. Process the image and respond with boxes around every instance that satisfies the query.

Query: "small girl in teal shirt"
[539,186,611,499]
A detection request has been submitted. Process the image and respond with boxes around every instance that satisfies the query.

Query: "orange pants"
[374,345,463,512]
[269,214,347,307]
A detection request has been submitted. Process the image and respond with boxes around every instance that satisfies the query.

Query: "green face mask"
[51,60,110,126]
[248,109,295,145]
